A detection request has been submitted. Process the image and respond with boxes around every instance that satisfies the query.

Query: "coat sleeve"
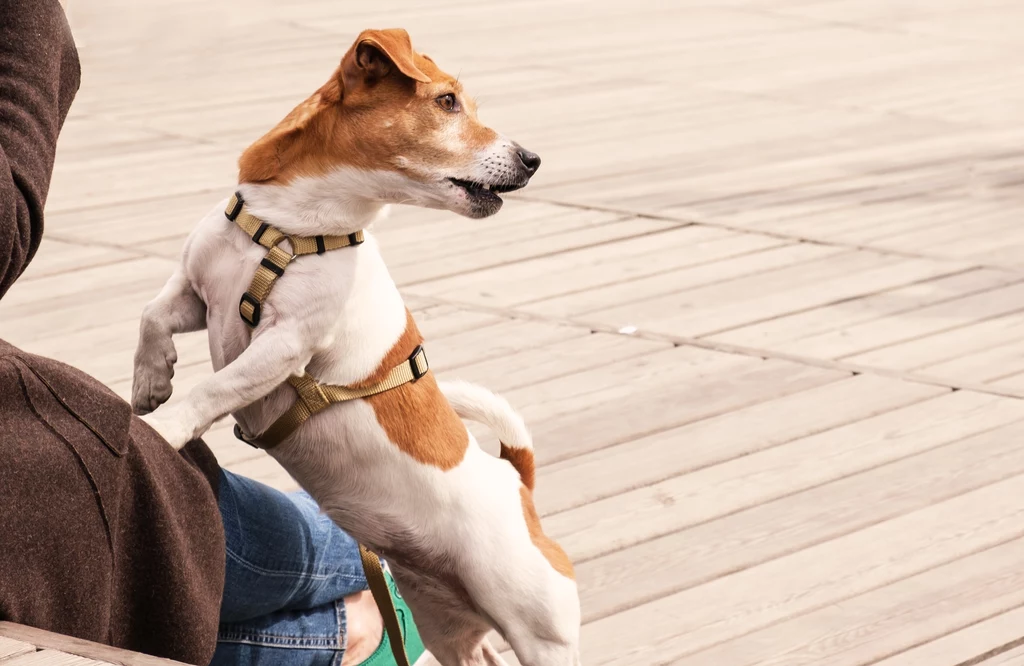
[0,0,80,299]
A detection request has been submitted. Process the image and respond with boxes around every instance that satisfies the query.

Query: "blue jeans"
[212,469,369,666]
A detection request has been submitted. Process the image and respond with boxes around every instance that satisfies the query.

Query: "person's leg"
[217,468,367,622]
[213,469,379,665]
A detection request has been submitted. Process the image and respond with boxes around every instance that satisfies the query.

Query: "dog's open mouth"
[448,178,524,203]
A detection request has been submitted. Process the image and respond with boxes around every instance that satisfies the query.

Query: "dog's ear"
[341,29,431,90]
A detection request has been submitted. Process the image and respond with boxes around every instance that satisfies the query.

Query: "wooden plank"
[43,191,223,247]
[408,228,816,309]
[409,303,505,340]
[380,202,626,251]
[991,370,1024,393]
[916,339,1024,385]
[710,268,1022,350]
[46,143,235,214]
[519,238,819,319]
[14,240,141,283]
[546,389,1024,562]
[498,345,750,421]
[394,217,676,285]
[0,623,185,666]
[577,472,1024,666]
[765,199,992,246]
[16,322,208,388]
[0,258,175,346]
[776,281,1024,361]
[585,254,967,338]
[525,356,842,465]
[425,318,589,372]
[441,332,671,394]
[982,644,1024,665]
[679,538,1024,666]
[0,638,34,661]
[809,310,1024,373]
[494,345,839,465]
[534,373,942,515]
[873,605,1024,666]
[575,416,1024,622]
[3,651,104,666]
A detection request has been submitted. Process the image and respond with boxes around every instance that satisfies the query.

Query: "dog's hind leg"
[385,564,499,666]
[473,571,580,666]
[132,269,206,414]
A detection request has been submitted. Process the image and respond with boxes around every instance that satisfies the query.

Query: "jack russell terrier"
[131,28,581,666]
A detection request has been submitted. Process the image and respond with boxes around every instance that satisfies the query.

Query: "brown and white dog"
[131,29,580,666]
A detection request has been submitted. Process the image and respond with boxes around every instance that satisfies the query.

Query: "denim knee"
[211,599,347,666]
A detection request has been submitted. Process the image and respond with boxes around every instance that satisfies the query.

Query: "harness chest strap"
[254,345,429,448]
[226,192,365,328]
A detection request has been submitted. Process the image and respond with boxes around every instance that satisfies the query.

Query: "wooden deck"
[5,0,1024,663]
[0,622,187,665]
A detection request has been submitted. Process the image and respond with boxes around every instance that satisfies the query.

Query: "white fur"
[134,173,580,666]
[441,379,532,452]
[233,133,522,233]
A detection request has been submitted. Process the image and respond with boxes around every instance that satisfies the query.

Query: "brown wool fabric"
[0,2,226,664]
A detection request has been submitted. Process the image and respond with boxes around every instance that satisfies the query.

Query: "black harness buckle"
[408,345,429,381]
[226,192,245,221]
[233,424,260,448]
[252,222,270,244]
[239,292,262,327]
[260,257,285,277]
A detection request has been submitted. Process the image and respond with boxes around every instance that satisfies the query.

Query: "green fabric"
[357,567,427,666]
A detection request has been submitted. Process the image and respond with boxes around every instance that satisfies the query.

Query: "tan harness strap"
[225,192,364,327]
[290,231,366,255]
[360,546,412,666]
[253,346,429,449]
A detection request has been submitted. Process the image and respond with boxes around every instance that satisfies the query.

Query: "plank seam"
[577,434,1024,623]
[511,193,1024,273]
[406,292,1024,400]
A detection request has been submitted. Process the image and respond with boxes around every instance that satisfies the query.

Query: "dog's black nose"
[516,147,542,176]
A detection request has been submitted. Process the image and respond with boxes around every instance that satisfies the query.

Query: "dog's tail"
[440,379,536,490]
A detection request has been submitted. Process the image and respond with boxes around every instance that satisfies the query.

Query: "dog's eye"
[436,93,460,113]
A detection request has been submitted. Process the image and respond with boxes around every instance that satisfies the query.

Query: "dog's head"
[239,29,540,219]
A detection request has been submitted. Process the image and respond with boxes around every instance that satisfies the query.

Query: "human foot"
[343,569,427,666]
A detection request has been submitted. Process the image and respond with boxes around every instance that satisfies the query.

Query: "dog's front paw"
[132,340,177,415]
[139,406,197,450]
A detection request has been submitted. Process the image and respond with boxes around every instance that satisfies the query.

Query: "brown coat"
[0,2,226,664]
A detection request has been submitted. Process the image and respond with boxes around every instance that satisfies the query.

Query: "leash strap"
[360,546,413,666]
[225,192,364,327]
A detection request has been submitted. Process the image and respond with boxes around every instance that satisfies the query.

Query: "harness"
[225,192,425,666]
[225,192,429,450]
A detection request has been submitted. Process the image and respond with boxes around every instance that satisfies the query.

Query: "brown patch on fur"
[500,443,535,490]
[520,486,575,579]
[237,28,498,184]
[362,310,468,470]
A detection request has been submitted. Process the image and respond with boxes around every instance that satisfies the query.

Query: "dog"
[131,28,581,666]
